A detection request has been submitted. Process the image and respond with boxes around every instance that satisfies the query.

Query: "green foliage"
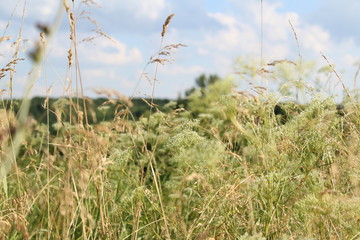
[6,97,171,131]
[2,77,360,239]
[185,73,221,97]
[188,76,236,117]
[233,56,343,102]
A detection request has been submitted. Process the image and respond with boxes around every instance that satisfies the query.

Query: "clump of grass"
[1,2,360,240]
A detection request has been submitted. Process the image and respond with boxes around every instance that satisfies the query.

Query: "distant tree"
[185,74,221,97]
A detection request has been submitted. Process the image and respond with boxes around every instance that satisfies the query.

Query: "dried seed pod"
[67,49,73,67]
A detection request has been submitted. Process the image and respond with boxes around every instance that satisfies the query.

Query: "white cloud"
[199,1,350,66]
[0,20,7,29]
[48,34,70,58]
[0,41,12,65]
[79,38,142,65]
[211,54,233,75]
[0,0,59,20]
[209,13,238,27]
[99,0,165,20]
[249,1,299,42]
[133,0,165,20]
[196,47,208,55]
[308,0,360,43]
[31,2,59,19]
[83,68,136,91]
[263,43,291,60]
[298,25,330,53]
[160,65,204,76]
[85,69,116,81]
[201,13,258,54]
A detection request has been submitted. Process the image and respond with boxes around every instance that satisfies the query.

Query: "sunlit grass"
[0,1,360,240]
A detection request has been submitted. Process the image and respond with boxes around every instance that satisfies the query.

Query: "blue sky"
[0,0,359,99]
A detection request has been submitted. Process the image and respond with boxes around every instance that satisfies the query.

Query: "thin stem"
[145,35,171,239]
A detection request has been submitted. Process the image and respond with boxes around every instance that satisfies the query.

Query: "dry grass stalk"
[149,44,187,66]
[267,59,296,66]
[288,20,302,61]
[150,58,171,65]
[64,0,70,13]
[67,49,73,67]
[83,0,101,8]
[93,88,133,108]
[354,64,360,90]
[161,14,174,37]
[142,98,158,109]
[0,58,24,80]
[0,36,11,43]
[0,109,16,154]
[68,12,75,40]
[321,52,351,98]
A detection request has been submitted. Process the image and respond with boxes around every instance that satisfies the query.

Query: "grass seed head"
[0,36,11,43]
[161,13,174,37]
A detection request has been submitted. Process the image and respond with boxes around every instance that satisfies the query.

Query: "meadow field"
[1,1,360,240]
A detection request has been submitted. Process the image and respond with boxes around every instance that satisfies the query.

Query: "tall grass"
[0,1,360,240]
